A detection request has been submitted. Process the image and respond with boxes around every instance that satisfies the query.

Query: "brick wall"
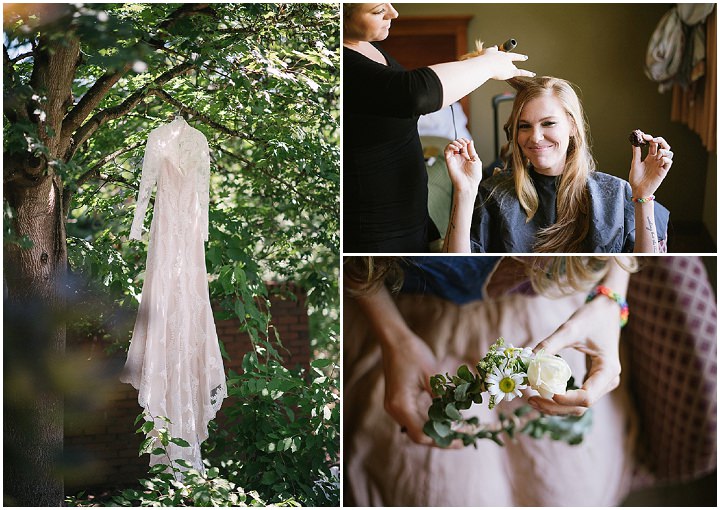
[64,283,310,494]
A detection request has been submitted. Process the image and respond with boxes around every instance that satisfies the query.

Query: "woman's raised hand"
[629,131,673,198]
[444,138,483,195]
[528,296,622,416]
[476,45,535,81]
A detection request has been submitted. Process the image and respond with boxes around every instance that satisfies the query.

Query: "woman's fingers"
[642,133,670,158]
[385,396,434,446]
[467,139,479,162]
[504,50,529,62]
[528,396,587,417]
[648,139,658,157]
[530,369,621,417]
[446,138,479,162]
[532,317,581,355]
[631,144,643,165]
[556,354,620,406]
[652,136,670,150]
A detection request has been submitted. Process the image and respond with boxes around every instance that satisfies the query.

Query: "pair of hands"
[443,133,674,197]
[382,293,622,448]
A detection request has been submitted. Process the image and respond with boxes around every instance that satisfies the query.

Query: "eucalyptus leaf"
[431,420,452,438]
[444,403,462,421]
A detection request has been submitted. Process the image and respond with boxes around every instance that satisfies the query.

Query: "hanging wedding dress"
[121,116,227,473]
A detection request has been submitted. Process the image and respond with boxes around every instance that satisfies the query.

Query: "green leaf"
[428,400,446,421]
[431,420,451,438]
[454,382,470,401]
[433,433,454,448]
[149,464,169,474]
[139,437,155,455]
[429,375,446,396]
[139,421,154,435]
[169,437,191,448]
[444,403,462,421]
[457,364,474,382]
[261,470,278,484]
[310,358,333,368]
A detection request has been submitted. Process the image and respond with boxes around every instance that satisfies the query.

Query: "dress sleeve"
[343,46,443,118]
[197,135,211,242]
[130,130,161,240]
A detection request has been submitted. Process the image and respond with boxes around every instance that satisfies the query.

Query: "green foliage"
[520,403,593,445]
[6,3,339,506]
[65,412,301,507]
[6,3,340,351]
[206,351,340,505]
[425,356,593,448]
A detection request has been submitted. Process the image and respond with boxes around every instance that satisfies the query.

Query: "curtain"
[671,7,716,151]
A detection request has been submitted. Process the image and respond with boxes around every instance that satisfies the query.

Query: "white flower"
[527,349,572,399]
[498,345,534,364]
[486,365,527,405]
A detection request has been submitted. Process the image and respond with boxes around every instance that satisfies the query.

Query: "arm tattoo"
[645,215,659,253]
[444,202,458,253]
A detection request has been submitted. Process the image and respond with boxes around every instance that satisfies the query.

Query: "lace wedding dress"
[121,117,227,473]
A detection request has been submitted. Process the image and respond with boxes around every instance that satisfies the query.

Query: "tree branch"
[60,62,133,149]
[65,62,194,160]
[147,3,216,48]
[143,90,334,217]
[62,141,144,217]
[148,88,253,139]
[10,51,33,64]
[216,146,335,218]
[61,3,217,160]
[159,3,214,31]
[76,141,145,189]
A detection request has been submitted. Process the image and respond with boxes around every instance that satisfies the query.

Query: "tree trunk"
[4,175,68,506]
[4,26,77,505]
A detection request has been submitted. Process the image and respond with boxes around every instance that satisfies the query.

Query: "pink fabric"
[344,287,637,506]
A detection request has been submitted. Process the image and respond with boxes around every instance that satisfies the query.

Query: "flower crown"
[424,338,592,447]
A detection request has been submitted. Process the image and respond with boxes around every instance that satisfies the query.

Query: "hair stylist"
[343,3,534,253]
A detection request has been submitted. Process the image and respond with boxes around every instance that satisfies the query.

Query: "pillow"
[418,102,472,141]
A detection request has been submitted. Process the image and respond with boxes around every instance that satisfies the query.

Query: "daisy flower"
[486,365,527,406]
[497,346,534,364]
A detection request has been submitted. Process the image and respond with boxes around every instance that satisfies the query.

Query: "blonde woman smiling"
[443,76,672,253]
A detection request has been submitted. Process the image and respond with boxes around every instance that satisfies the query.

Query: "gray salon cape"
[470,169,670,253]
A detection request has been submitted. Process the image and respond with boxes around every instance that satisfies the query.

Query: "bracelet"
[631,195,655,203]
[586,285,629,328]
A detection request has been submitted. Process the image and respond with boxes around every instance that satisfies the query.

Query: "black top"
[343,43,444,253]
[470,169,671,253]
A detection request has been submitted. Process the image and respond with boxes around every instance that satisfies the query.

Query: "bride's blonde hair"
[344,256,639,297]
[522,256,639,296]
[504,77,596,253]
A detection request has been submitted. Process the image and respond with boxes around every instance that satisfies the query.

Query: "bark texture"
[4,26,76,507]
